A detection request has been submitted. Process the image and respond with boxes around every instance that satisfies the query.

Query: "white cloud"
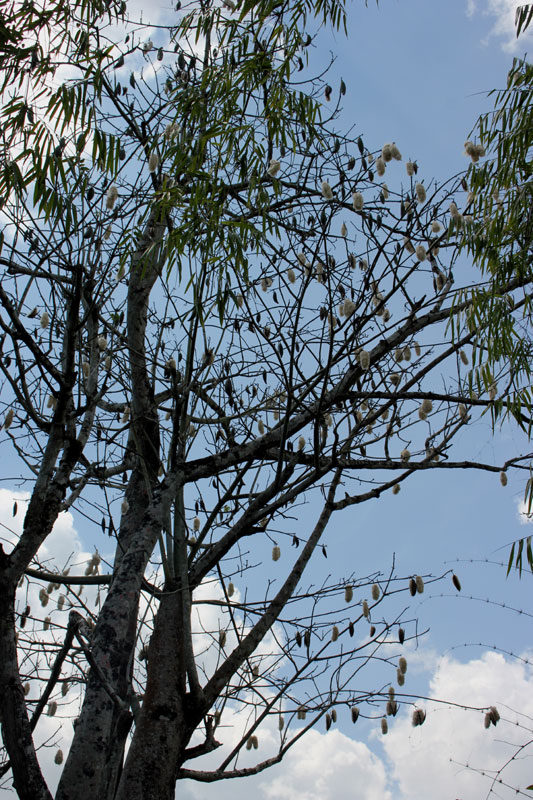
[0,488,97,794]
[466,0,532,51]
[382,651,533,800]
[260,730,391,800]
[0,488,83,565]
[4,483,532,800]
[179,650,533,800]
[181,726,391,800]
[517,497,533,525]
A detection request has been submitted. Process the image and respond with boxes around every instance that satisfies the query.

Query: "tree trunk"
[0,567,53,800]
[114,587,189,800]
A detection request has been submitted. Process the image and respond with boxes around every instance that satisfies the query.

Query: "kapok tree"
[0,1,531,799]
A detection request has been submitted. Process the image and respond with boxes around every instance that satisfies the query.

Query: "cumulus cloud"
[516,497,533,525]
[466,0,532,51]
[4,484,532,800]
[178,650,533,800]
[260,730,391,800]
[180,727,392,800]
[0,487,99,794]
[0,488,83,565]
[382,651,533,800]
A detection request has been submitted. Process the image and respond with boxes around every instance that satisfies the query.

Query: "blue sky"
[2,1,533,798]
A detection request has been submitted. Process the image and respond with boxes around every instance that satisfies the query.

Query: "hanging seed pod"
[97,335,107,351]
[331,625,339,642]
[321,181,334,200]
[349,621,354,637]
[400,449,410,463]
[304,630,311,648]
[4,408,14,430]
[421,398,433,415]
[106,185,119,209]
[414,341,421,357]
[54,749,64,765]
[381,717,388,734]
[297,705,307,720]
[138,645,149,661]
[369,625,376,637]
[484,712,491,729]
[412,708,426,727]
[489,706,500,725]
[227,582,235,597]
[362,599,370,618]
[331,708,337,723]
[272,545,281,562]
[460,350,469,365]
[392,484,401,495]
[345,585,353,603]
[24,682,30,696]
[389,373,401,388]
[351,706,360,723]
[499,471,508,487]
[375,157,386,177]
[415,245,426,261]
[398,627,405,644]
[61,681,69,697]
[387,699,398,716]
[415,183,426,203]
[47,701,58,717]
[415,575,424,594]
[458,404,467,420]
[399,656,407,675]
[371,583,380,601]
[219,629,227,648]
[278,715,285,731]
[148,151,159,172]
[452,574,462,591]
[397,668,405,686]
[44,616,51,630]
[246,737,253,750]
[325,713,332,731]
[409,578,417,596]
[388,686,395,700]
[267,159,281,177]
[251,735,258,749]
[358,350,370,371]
[297,436,305,451]
[295,631,302,647]
[352,192,364,211]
